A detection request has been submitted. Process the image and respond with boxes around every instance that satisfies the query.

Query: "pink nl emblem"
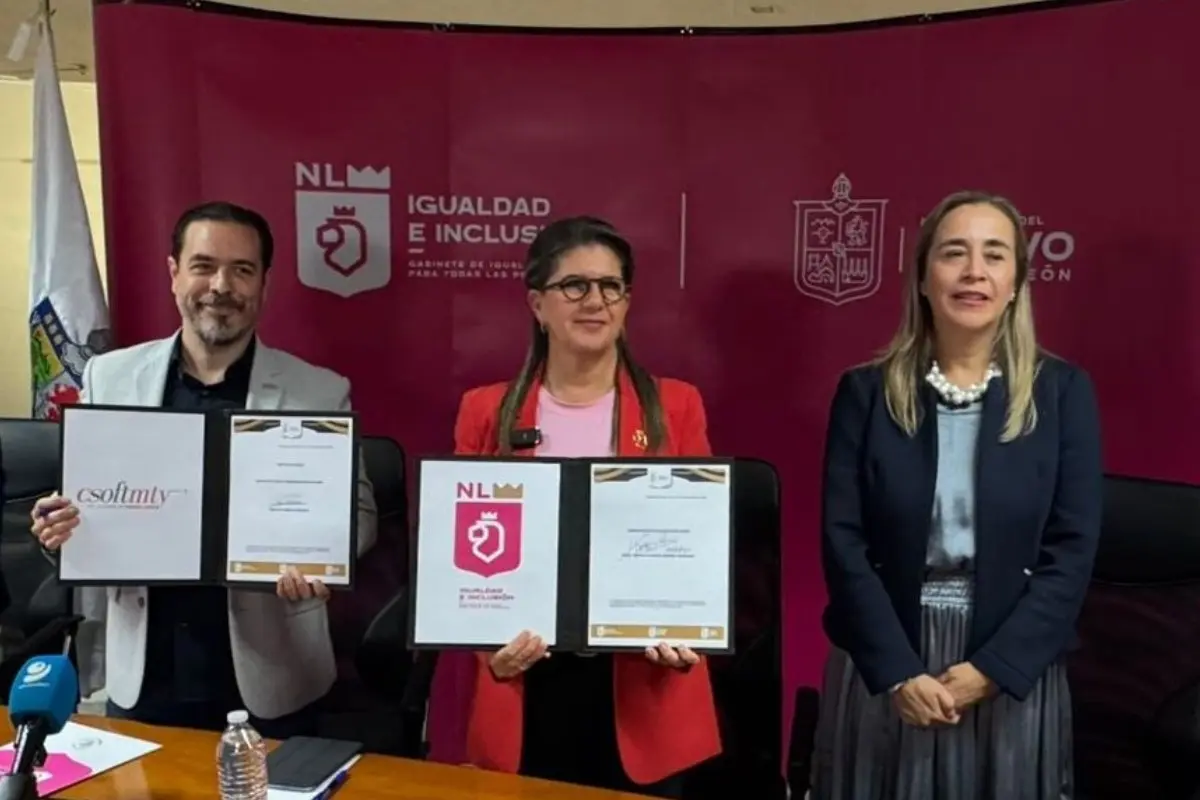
[454,502,522,578]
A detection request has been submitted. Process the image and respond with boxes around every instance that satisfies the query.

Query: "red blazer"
[452,369,723,785]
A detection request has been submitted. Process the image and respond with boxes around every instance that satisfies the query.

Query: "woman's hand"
[891,674,961,727]
[644,642,699,670]
[29,493,80,551]
[489,630,549,680]
[275,566,331,602]
[937,662,996,711]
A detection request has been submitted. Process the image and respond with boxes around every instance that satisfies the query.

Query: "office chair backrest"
[1092,475,1200,584]
[0,418,68,636]
[685,458,785,800]
[1070,474,1200,800]
[0,418,76,699]
[360,436,407,522]
[0,418,59,502]
[325,435,408,675]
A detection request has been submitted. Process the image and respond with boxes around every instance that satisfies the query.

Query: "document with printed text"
[411,459,563,647]
[224,414,356,586]
[59,407,207,583]
[586,463,732,651]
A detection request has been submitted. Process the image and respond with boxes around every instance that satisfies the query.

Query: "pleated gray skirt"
[811,576,1074,800]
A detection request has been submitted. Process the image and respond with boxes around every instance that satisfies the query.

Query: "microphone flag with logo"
[1,655,79,798]
[8,655,77,735]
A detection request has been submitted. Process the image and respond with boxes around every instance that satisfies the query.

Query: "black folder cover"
[55,404,359,590]
[406,455,735,656]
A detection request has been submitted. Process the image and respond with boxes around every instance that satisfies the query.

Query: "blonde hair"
[874,190,1041,442]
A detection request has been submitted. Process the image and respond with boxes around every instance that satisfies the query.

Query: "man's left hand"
[276,567,330,602]
[644,642,699,670]
[937,662,996,710]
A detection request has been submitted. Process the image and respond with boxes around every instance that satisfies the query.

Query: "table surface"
[2,716,657,799]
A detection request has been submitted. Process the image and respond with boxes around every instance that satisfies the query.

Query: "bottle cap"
[227,709,249,724]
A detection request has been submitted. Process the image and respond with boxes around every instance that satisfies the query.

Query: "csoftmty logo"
[453,482,524,579]
[74,482,184,510]
[295,162,392,298]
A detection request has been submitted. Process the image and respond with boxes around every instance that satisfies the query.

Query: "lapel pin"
[632,429,648,450]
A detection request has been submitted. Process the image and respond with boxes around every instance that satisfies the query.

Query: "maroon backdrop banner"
[93,0,1200,752]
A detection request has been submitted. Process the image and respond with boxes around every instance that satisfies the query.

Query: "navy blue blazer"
[820,354,1102,700]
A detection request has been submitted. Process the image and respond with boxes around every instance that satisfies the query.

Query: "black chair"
[356,589,428,757]
[356,591,408,704]
[1069,474,1200,800]
[317,435,412,753]
[324,435,408,667]
[684,458,785,799]
[0,417,80,698]
[347,435,430,757]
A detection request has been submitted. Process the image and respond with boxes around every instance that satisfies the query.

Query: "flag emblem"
[29,298,108,420]
[26,17,110,420]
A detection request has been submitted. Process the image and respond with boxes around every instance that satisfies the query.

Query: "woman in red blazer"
[443,216,721,797]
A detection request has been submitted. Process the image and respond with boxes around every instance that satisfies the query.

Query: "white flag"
[27,19,110,420]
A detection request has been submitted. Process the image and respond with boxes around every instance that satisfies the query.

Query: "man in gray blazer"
[29,201,378,738]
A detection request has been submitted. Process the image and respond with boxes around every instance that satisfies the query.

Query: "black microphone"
[510,428,541,451]
[0,655,80,800]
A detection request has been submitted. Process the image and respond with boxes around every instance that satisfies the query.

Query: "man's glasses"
[543,276,628,304]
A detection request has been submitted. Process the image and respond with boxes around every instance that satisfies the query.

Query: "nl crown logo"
[793,173,889,306]
[453,482,524,579]
[295,163,393,298]
[490,484,525,500]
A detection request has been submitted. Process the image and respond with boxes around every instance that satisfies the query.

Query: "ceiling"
[0,0,1055,82]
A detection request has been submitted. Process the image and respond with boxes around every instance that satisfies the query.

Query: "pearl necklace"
[925,360,1001,407]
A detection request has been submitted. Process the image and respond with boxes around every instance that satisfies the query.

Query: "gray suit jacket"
[72,334,378,719]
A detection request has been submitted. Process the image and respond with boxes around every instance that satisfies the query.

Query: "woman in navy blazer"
[811,191,1102,800]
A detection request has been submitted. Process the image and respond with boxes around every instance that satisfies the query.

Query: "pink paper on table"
[0,751,94,794]
[0,722,160,794]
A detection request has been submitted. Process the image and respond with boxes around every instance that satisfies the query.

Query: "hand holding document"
[55,406,359,589]
[409,457,734,654]
[58,407,207,583]
[586,463,732,651]
[224,414,357,587]
[411,459,563,648]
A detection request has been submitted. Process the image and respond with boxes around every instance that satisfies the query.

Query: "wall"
[0,79,106,418]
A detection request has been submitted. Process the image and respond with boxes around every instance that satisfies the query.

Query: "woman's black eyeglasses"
[542,276,628,304]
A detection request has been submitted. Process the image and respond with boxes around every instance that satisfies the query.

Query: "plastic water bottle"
[216,709,269,800]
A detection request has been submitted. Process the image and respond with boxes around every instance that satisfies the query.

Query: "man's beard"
[188,300,249,347]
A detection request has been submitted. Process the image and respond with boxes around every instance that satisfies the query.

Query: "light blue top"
[926,401,983,573]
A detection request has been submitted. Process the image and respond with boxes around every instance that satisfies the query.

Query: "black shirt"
[137,337,256,714]
[521,653,624,785]
[159,337,256,412]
